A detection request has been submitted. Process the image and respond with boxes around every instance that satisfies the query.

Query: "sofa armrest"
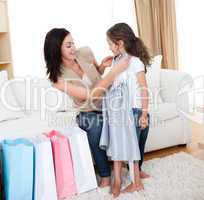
[160,69,193,113]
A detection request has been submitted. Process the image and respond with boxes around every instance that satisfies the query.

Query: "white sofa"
[0,69,193,152]
[145,69,193,152]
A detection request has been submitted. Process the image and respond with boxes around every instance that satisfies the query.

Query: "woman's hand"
[100,56,113,68]
[138,113,148,129]
[97,56,113,74]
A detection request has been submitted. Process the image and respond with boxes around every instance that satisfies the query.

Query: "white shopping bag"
[30,135,57,200]
[59,127,98,194]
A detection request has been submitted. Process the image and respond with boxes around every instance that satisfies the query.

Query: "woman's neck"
[62,59,78,71]
[62,58,84,78]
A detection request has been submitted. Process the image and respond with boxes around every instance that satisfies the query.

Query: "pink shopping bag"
[46,130,76,199]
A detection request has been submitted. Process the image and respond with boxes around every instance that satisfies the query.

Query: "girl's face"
[61,34,76,61]
[107,37,120,56]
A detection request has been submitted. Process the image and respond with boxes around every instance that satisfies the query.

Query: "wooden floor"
[144,121,204,161]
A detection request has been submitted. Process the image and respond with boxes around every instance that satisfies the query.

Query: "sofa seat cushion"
[149,102,179,121]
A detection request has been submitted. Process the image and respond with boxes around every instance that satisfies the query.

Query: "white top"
[104,56,145,108]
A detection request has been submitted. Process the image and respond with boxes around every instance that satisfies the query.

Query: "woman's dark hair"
[44,28,70,83]
[107,23,151,72]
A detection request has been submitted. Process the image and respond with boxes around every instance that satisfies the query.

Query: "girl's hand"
[138,113,148,129]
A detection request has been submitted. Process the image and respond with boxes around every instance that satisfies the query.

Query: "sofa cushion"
[0,71,25,122]
[149,102,179,121]
[9,78,51,112]
[0,105,25,122]
[8,77,75,115]
[146,55,163,104]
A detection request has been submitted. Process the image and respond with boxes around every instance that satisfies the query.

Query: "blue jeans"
[132,108,150,170]
[76,111,111,177]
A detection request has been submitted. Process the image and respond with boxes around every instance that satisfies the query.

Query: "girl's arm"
[137,71,149,129]
[54,57,129,100]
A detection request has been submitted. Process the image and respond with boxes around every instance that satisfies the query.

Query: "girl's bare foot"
[111,180,121,198]
[122,181,144,193]
[140,171,150,179]
[99,177,110,188]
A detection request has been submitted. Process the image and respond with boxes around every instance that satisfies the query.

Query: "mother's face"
[61,34,76,61]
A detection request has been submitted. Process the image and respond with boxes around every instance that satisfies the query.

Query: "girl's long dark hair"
[44,28,70,83]
[107,23,151,72]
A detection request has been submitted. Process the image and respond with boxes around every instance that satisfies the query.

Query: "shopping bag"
[46,130,76,199]
[29,135,57,200]
[0,145,4,200]
[60,127,97,194]
[2,138,34,200]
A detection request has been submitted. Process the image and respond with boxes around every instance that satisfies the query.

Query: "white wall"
[176,0,204,77]
[176,0,204,108]
[7,0,137,78]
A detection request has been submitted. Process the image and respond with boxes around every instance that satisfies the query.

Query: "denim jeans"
[76,111,111,177]
[132,108,150,170]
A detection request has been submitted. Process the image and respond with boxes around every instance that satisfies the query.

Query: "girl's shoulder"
[129,56,145,73]
[130,56,144,66]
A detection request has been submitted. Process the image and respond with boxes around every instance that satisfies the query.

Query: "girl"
[99,23,150,197]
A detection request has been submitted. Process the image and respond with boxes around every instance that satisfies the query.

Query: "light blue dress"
[99,55,141,162]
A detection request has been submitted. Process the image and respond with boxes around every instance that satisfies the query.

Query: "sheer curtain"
[7,0,137,77]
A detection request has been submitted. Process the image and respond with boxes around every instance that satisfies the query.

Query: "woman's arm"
[53,80,89,100]
[54,57,129,100]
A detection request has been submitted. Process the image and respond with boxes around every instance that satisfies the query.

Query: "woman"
[44,28,129,187]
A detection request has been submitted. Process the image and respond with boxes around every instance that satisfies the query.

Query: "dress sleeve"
[129,57,145,75]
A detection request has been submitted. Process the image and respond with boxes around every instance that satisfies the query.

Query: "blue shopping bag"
[2,138,34,200]
[0,145,4,200]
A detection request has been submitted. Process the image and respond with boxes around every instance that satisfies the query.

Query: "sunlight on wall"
[7,0,136,78]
